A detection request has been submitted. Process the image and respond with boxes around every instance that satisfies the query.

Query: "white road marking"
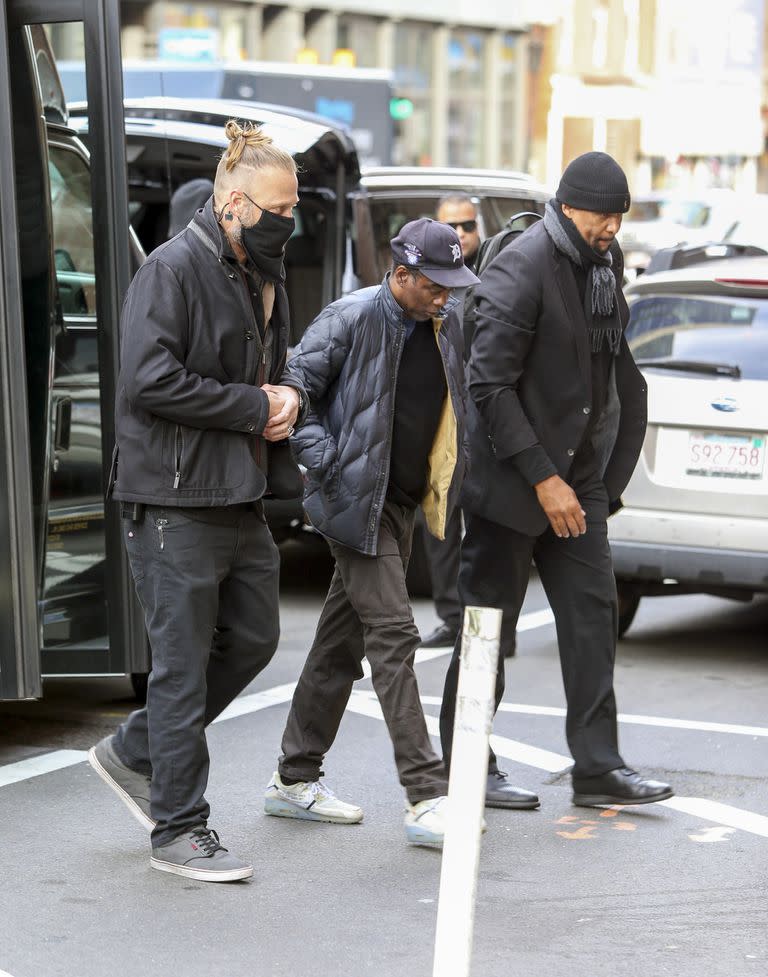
[0,969,18,977]
[347,692,571,773]
[418,698,768,739]
[0,749,88,787]
[0,608,556,785]
[661,797,768,839]
[0,612,551,789]
[515,608,556,631]
[359,607,556,677]
[688,826,736,843]
[212,682,297,723]
[2,606,767,845]
[346,690,768,840]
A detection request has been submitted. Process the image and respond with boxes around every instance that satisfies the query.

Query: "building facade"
[51,0,538,172]
[539,0,765,193]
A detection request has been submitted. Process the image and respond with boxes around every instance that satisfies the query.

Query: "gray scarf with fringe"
[543,199,621,355]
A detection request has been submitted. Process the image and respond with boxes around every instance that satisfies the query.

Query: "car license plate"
[686,431,766,480]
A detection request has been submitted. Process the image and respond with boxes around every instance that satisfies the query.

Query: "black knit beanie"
[556,151,630,214]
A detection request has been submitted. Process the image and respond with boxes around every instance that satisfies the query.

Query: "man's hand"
[261,384,300,443]
[534,474,586,538]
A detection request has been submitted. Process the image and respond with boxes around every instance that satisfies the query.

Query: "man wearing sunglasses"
[436,193,482,269]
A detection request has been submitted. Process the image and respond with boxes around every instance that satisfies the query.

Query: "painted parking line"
[212,681,297,723]
[0,749,88,788]
[358,606,556,678]
[346,690,768,841]
[419,697,768,739]
[659,797,768,839]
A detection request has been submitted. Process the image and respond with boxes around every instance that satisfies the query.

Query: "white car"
[619,190,768,277]
[612,255,768,634]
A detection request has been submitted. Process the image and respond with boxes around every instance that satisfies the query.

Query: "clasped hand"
[261,384,300,442]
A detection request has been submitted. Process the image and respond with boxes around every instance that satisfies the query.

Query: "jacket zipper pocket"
[173,426,183,489]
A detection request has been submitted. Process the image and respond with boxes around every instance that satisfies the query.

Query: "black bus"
[57,59,394,168]
[0,0,146,701]
[0,2,362,702]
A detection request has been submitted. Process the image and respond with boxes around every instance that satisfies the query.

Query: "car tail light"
[714,277,768,286]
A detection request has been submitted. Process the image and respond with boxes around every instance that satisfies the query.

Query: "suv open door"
[0,0,147,699]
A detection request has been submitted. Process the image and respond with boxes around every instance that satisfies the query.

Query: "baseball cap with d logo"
[390,218,480,288]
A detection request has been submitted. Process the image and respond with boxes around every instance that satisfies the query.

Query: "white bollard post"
[432,605,502,977]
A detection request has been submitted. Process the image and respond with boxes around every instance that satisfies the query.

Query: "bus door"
[1,0,147,699]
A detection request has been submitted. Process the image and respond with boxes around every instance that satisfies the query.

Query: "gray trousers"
[279,501,448,804]
[114,505,280,848]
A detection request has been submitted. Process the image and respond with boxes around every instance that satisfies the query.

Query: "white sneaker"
[404,795,448,848]
[264,771,363,824]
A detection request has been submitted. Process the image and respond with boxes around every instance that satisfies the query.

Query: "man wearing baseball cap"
[440,152,675,809]
[262,218,476,847]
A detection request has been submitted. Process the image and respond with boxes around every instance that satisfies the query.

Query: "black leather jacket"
[111,199,305,507]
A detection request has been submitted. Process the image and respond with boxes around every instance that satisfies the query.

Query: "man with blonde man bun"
[88,120,307,882]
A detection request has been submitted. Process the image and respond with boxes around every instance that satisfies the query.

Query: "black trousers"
[114,505,280,848]
[439,471,624,780]
[279,501,448,804]
[422,504,462,631]
[423,505,519,655]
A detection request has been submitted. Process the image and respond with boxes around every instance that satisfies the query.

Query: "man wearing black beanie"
[440,151,675,809]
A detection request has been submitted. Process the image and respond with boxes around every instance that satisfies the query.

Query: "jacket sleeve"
[284,307,350,472]
[285,307,349,400]
[470,247,557,481]
[120,258,270,434]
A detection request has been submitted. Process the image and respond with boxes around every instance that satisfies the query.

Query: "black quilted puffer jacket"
[287,276,467,556]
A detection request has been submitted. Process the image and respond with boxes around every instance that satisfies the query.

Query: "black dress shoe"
[419,623,459,648]
[485,771,540,810]
[572,767,674,807]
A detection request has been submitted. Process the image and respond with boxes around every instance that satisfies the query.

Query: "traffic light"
[389,97,414,121]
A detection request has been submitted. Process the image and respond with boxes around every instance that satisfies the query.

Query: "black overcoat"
[461,219,647,535]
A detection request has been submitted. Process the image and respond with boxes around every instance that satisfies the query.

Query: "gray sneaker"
[88,736,155,831]
[150,827,253,882]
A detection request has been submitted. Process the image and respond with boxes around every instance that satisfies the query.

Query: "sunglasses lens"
[448,220,477,232]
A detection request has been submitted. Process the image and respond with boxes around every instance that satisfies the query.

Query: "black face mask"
[240,207,295,283]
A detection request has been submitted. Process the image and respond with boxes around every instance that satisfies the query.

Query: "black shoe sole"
[571,789,674,808]
[485,796,541,810]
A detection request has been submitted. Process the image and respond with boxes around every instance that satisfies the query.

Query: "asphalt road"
[0,542,766,977]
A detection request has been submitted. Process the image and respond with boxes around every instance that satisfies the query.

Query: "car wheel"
[616,581,641,638]
[130,671,149,703]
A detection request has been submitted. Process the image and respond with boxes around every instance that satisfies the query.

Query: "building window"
[337,14,379,68]
[394,21,434,165]
[499,32,520,170]
[447,28,487,167]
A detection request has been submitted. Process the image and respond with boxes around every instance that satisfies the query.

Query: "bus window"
[43,140,106,651]
[49,143,97,316]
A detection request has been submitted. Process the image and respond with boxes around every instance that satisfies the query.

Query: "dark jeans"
[279,501,448,804]
[114,504,280,848]
[439,472,623,780]
[422,504,462,631]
